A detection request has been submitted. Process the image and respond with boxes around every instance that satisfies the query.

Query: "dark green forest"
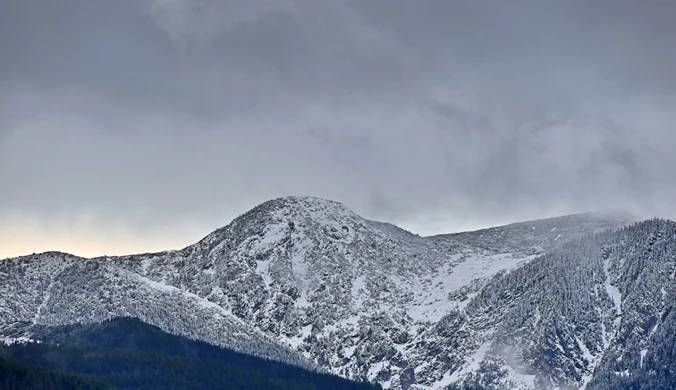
[0,357,114,390]
[0,318,382,390]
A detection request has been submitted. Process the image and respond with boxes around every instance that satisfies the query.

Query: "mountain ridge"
[2,196,672,390]
[3,197,637,261]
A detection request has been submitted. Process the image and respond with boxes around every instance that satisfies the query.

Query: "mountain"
[0,317,382,390]
[3,195,672,390]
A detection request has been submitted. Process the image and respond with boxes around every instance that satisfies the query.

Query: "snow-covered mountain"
[2,196,673,389]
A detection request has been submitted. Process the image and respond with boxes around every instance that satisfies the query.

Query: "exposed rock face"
[4,196,671,390]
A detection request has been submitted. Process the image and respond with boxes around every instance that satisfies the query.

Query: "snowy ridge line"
[0,197,651,390]
[133,269,320,372]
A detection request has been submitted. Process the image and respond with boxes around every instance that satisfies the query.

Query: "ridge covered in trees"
[0,356,114,390]
[1,317,382,390]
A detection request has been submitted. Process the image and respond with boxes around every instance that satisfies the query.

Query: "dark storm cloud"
[1,0,675,257]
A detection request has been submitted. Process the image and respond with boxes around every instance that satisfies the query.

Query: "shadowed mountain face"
[2,196,674,390]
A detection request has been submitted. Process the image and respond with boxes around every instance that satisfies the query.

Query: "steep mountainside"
[2,196,667,390]
[446,219,676,390]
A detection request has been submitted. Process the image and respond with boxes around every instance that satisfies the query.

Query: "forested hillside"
[446,219,676,389]
[1,317,382,390]
[0,357,114,390]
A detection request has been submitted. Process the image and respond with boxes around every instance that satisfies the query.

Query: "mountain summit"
[2,197,672,390]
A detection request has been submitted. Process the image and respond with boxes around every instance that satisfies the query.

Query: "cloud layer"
[1,0,675,257]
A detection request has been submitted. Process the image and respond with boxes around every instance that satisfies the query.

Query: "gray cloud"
[1,0,675,257]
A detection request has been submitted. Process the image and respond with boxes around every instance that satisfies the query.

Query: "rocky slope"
[3,196,671,390]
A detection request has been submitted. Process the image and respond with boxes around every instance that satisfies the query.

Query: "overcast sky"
[1,0,675,258]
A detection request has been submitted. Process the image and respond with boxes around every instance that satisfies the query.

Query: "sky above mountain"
[1,0,675,258]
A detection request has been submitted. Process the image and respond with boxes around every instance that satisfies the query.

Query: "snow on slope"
[0,252,312,369]
[0,196,639,390]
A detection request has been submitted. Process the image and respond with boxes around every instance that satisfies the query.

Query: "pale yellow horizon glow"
[0,213,210,260]
[1,204,619,260]
[0,210,478,260]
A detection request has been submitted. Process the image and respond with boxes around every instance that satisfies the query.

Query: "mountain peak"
[266,195,346,206]
[257,196,356,218]
[226,195,357,230]
[187,195,366,256]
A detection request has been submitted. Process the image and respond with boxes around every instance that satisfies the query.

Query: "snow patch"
[255,257,273,289]
[447,342,491,382]
[138,274,244,325]
[434,370,456,389]
[290,235,313,307]
[505,365,536,389]
[408,253,535,323]
[603,259,622,316]
[368,361,388,379]
[352,275,366,299]
[284,324,312,349]
[577,338,594,363]
[140,258,152,275]
[640,349,648,367]
[649,320,660,336]
[141,276,176,293]
[577,337,601,388]
[257,223,288,249]
[33,275,56,324]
